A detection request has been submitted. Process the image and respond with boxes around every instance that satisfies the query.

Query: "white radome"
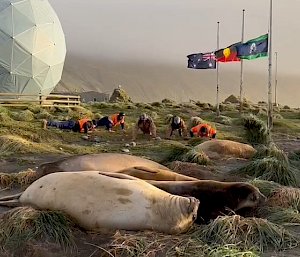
[0,0,66,97]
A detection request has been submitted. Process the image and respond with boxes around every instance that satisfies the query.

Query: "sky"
[48,0,300,106]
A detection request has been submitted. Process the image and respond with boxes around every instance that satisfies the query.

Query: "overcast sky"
[49,0,300,75]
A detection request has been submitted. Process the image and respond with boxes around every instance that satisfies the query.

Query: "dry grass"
[0,207,75,253]
[190,116,205,127]
[267,187,300,210]
[200,215,299,251]
[0,169,37,188]
[107,229,259,257]
[11,110,34,121]
[0,135,60,156]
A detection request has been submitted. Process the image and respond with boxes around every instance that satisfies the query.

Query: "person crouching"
[166,116,187,139]
[132,113,157,140]
[190,123,216,139]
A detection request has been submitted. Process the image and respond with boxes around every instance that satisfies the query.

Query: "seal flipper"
[97,171,140,180]
[0,199,21,207]
[0,192,22,201]
[132,166,159,174]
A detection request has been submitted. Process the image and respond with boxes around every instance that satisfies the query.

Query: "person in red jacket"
[190,123,217,138]
[96,112,125,132]
[43,118,96,134]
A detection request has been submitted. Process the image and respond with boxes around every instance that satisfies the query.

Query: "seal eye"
[251,194,257,201]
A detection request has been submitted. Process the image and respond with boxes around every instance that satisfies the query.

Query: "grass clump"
[243,114,270,145]
[201,215,299,252]
[0,112,13,123]
[267,187,300,210]
[0,207,74,252]
[248,179,280,198]
[11,110,34,121]
[182,148,210,165]
[237,157,298,187]
[214,115,233,125]
[0,169,37,188]
[34,109,53,120]
[190,116,205,127]
[258,207,300,225]
[253,143,289,163]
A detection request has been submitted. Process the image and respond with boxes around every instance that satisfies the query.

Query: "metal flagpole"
[275,51,278,107]
[267,0,273,131]
[239,9,245,113]
[216,21,220,116]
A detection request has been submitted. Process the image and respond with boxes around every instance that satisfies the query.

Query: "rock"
[155,137,162,141]
[130,142,137,147]
[122,148,130,153]
[82,135,89,140]
[93,137,101,143]
[109,86,132,103]
[125,143,130,147]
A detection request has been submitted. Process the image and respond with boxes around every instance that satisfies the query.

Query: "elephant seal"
[195,139,256,160]
[116,166,198,181]
[0,172,199,234]
[37,153,170,178]
[147,180,266,223]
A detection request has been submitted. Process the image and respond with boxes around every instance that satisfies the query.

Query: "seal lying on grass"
[0,172,199,234]
[147,180,266,223]
[37,153,198,181]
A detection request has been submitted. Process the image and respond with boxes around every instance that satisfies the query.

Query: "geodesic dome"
[0,0,66,97]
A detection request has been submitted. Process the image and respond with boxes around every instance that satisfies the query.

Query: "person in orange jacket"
[43,118,96,134]
[96,112,125,132]
[190,123,216,138]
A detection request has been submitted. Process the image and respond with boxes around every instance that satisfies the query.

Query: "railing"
[0,93,81,107]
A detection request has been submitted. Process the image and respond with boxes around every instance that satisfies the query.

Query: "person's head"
[173,116,181,125]
[118,112,125,120]
[199,126,208,136]
[140,113,148,121]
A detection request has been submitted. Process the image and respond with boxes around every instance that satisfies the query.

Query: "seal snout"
[187,197,200,220]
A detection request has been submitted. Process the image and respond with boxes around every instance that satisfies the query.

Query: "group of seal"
[0,141,265,234]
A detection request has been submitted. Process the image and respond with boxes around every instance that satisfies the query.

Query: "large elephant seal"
[37,153,171,178]
[0,172,199,234]
[116,166,198,181]
[195,139,256,160]
[147,180,266,223]
[37,153,198,181]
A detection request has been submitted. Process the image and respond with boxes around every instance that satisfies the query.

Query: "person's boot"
[42,119,47,129]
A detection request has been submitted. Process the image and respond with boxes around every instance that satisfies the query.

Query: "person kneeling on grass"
[166,115,187,139]
[190,123,217,139]
[43,118,96,134]
[96,112,125,132]
[132,113,157,140]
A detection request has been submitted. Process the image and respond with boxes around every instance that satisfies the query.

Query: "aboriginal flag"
[215,43,240,62]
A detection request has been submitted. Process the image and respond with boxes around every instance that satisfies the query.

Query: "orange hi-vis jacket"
[110,114,125,126]
[78,118,91,133]
[191,124,216,138]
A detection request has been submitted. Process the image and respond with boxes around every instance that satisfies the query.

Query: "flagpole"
[216,21,220,116]
[239,9,245,113]
[275,51,278,107]
[267,0,273,132]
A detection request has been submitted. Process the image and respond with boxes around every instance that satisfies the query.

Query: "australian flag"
[187,52,216,69]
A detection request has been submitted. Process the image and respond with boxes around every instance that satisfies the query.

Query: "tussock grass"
[0,135,59,155]
[243,114,270,145]
[267,187,300,210]
[0,112,13,123]
[201,215,299,251]
[34,110,53,120]
[253,143,289,164]
[214,115,233,125]
[258,207,300,225]
[162,142,191,163]
[107,230,258,257]
[188,137,207,147]
[68,106,93,120]
[0,169,37,188]
[27,104,43,114]
[182,148,210,165]
[165,114,174,124]
[11,110,34,121]
[0,207,74,252]
[237,157,298,187]
[249,179,280,198]
[289,150,300,162]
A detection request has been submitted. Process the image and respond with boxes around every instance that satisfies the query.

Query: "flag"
[215,43,240,62]
[187,52,216,69]
[236,34,268,60]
